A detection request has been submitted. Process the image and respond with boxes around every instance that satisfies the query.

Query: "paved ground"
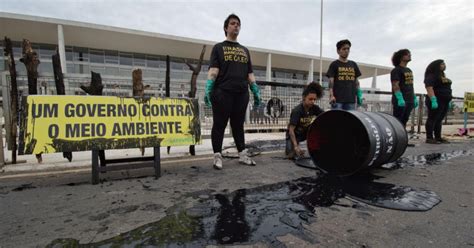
[0,129,473,247]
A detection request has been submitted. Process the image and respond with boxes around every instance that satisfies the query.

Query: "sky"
[1,0,473,97]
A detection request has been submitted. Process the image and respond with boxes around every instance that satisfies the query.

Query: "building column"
[265,53,272,99]
[266,53,272,81]
[57,24,70,94]
[57,24,67,73]
[371,68,378,89]
[308,59,314,82]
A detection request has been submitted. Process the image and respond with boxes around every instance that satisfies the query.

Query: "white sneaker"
[213,153,223,170]
[239,149,256,166]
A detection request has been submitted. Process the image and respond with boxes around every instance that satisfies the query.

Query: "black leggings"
[393,102,414,128]
[425,97,450,139]
[211,88,249,153]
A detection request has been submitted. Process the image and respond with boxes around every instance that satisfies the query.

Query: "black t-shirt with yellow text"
[209,41,253,93]
[424,74,452,100]
[326,60,362,103]
[286,103,324,141]
[390,66,414,103]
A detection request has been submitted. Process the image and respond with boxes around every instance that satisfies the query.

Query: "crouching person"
[286,82,324,159]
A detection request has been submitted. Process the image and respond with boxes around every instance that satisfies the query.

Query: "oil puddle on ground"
[293,149,474,172]
[47,173,441,247]
[222,140,287,158]
[11,183,37,191]
[47,142,473,247]
[382,149,474,170]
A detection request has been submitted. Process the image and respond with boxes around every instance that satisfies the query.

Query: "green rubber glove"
[204,79,214,107]
[413,95,419,108]
[356,88,363,105]
[394,91,405,107]
[250,82,261,107]
[430,96,438,109]
[448,101,453,110]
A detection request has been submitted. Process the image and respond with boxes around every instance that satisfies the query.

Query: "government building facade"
[0,12,391,132]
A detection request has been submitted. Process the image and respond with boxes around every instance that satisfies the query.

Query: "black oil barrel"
[307,110,408,176]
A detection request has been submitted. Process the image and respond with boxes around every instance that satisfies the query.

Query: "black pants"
[393,102,414,128]
[211,88,249,153]
[425,97,450,139]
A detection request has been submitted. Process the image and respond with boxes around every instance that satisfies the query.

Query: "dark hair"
[391,49,410,66]
[224,14,241,36]
[336,39,351,50]
[303,82,323,98]
[424,59,445,79]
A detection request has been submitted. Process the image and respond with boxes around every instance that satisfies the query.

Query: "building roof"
[0,12,391,79]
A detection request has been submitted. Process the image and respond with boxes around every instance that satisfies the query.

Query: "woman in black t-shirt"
[205,14,262,170]
[424,59,452,144]
[286,82,324,159]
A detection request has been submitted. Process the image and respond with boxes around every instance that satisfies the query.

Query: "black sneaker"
[426,138,441,144]
[436,138,450,144]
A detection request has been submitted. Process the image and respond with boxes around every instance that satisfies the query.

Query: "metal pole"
[319,0,323,85]
[417,94,424,134]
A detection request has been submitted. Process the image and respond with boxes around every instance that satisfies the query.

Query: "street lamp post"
[319,0,323,85]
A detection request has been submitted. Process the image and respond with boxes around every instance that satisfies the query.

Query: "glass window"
[13,45,22,58]
[39,44,56,59]
[105,66,119,76]
[90,49,104,64]
[91,65,105,74]
[65,46,74,61]
[133,53,146,67]
[74,64,90,74]
[119,52,133,66]
[66,63,74,73]
[159,60,167,68]
[105,50,118,64]
[146,55,164,68]
[38,62,53,74]
[119,68,132,77]
[171,71,182,79]
[16,62,26,74]
[143,69,159,78]
[275,71,285,78]
[254,69,265,77]
[74,47,89,62]
[171,62,184,70]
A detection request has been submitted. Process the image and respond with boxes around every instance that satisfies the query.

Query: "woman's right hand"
[294,146,305,157]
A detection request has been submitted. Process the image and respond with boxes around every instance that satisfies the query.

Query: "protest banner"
[19,95,201,154]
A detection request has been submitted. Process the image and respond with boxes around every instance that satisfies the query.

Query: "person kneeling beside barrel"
[286,82,324,160]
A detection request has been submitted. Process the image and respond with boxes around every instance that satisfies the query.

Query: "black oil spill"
[382,149,474,170]
[222,139,287,158]
[47,173,440,247]
[342,174,441,211]
[12,183,36,192]
[246,139,287,152]
[294,156,318,169]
